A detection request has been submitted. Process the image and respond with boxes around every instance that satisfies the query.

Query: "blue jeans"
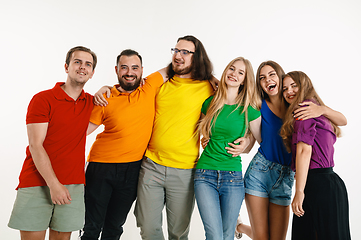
[194,169,245,240]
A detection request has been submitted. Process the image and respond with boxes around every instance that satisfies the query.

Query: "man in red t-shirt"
[8,46,97,240]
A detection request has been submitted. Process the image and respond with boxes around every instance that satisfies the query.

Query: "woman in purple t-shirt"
[280,71,351,240]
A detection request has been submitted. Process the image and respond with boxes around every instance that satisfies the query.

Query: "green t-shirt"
[196,96,261,171]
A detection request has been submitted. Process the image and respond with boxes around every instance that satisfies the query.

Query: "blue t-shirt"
[258,100,292,166]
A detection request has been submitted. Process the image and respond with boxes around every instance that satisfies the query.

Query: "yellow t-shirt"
[146,75,214,169]
[87,72,163,163]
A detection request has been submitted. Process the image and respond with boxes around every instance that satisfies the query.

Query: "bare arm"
[249,116,261,144]
[157,67,169,83]
[87,122,100,135]
[27,123,71,205]
[291,141,312,217]
[294,101,347,126]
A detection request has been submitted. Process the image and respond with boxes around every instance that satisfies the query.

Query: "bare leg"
[269,203,289,240]
[245,194,270,240]
[236,222,253,239]
[49,229,71,240]
[20,230,46,240]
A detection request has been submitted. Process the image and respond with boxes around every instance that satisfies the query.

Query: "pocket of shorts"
[251,159,269,173]
[288,170,296,182]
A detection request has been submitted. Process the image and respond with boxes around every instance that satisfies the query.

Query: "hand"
[293,101,324,121]
[201,137,209,149]
[291,191,305,217]
[225,137,250,157]
[94,86,111,106]
[140,78,146,87]
[49,182,72,205]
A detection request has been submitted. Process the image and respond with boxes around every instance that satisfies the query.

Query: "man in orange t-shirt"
[81,49,165,240]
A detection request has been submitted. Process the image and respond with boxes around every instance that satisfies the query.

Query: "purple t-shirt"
[291,116,336,171]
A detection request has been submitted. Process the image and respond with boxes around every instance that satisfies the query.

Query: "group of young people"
[8,35,350,240]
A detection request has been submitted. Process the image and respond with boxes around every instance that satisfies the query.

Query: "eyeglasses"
[171,48,195,56]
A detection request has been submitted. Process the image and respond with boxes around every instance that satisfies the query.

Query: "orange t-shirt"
[87,72,163,163]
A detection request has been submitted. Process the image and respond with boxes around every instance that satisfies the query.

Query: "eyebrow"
[230,65,245,72]
[74,59,93,65]
[120,64,140,68]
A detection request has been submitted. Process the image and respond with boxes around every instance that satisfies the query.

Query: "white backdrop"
[1,0,360,239]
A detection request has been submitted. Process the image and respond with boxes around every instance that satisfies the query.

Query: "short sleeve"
[89,105,105,126]
[247,105,261,122]
[293,119,317,146]
[144,71,164,90]
[26,93,50,124]
[201,96,214,115]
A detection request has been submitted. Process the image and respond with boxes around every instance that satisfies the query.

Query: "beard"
[172,63,193,76]
[118,74,142,91]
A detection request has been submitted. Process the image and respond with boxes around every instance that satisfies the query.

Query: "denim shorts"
[244,151,295,206]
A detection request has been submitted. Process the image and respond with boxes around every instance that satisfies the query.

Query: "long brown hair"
[199,57,261,139]
[166,35,213,80]
[280,71,341,152]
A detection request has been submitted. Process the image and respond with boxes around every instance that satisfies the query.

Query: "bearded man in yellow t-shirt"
[134,36,216,240]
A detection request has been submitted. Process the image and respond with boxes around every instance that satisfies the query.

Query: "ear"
[89,70,95,79]
[64,63,69,73]
[115,65,118,74]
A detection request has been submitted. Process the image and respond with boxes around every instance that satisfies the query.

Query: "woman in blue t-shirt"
[195,57,261,240]
[234,61,347,239]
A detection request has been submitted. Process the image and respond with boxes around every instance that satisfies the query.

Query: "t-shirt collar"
[52,82,86,101]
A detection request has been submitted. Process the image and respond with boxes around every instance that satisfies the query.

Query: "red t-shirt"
[17,82,94,189]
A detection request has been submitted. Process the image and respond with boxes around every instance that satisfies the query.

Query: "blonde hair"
[280,71,341,152]
[199,57,261,139]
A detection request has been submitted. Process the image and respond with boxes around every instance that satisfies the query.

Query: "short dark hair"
[116,49,142,66]
[167,35,213,80]
[65,46,97,70]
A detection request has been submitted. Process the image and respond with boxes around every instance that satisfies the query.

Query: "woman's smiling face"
[282,76,299,104]
[259,65,280,97]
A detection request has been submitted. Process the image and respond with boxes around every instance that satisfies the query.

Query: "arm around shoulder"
[323,105,347,126]
[295,101,347,126]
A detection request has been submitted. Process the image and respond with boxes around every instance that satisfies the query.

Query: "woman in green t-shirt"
[194,57,261,240]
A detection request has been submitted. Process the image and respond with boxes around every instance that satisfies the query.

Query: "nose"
[174,51,182,59]
[79,63,86,69]
[125,68,132,75]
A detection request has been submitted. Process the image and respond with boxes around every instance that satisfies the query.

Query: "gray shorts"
[8,184,85,232]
